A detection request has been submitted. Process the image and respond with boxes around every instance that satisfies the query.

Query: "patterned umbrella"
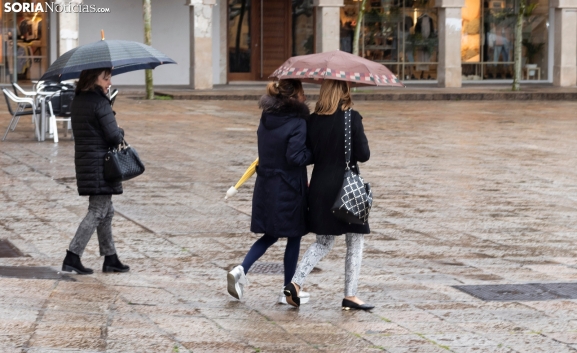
[40,39,176,82]
[270,50,403,87]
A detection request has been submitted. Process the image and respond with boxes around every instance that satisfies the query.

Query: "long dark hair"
[75,67,112,95]
[266,79,303,101]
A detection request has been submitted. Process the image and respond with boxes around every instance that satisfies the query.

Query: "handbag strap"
[344,109,352,170]
[109,139,128,153]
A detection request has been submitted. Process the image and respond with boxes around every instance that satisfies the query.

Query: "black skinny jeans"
[241,234,301,286]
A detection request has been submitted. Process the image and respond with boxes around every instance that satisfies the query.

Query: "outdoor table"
[35,90,59,142]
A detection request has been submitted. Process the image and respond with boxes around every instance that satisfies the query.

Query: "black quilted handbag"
[330,109,373,225]
[103,140,145,182]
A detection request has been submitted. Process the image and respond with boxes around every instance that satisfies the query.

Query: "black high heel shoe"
[342,298,374,311]
[283,283,300,308]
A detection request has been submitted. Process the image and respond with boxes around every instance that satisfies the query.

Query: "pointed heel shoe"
[278,288,310,305]
[283,283,300,308]
[342,298,374,311]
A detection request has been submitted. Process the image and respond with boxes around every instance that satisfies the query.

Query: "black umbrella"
[40,39,176,82]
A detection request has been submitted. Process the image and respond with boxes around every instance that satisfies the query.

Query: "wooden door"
[257,0,292,80]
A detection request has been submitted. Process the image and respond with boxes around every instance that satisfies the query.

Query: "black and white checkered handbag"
[330,109,373,225]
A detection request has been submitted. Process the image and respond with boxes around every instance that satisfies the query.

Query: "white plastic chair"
[2,88,39,141]
[46,94,72,143]
[11,82,38,126]
[12,82,37,98]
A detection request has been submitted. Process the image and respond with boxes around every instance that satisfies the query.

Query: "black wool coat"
[250,95,313,238]
[71,88,124,196]
[307,107,371,235]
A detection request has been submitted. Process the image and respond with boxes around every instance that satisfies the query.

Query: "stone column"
[218,1,227,85]
[550,0,577,87]
[435,0,464,87]
[186,0,215,89]
[313,0,344,53]
[56,0,81,56]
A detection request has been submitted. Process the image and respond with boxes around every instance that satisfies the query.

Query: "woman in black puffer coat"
[61,68,130,275]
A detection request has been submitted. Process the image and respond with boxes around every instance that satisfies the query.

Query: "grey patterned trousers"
[69,195,117,257]
[292,233,364,297]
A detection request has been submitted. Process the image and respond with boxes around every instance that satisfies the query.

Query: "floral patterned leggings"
[292,234,364,297]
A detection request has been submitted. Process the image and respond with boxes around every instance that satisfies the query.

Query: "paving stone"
[423,333,498,347]
[450,347,517,353]
[3,98,577,351]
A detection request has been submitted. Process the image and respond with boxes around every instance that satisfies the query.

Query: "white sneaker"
[278,288,310,305]
[227,265,248,300]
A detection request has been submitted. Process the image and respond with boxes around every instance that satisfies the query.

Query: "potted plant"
[522,38,544,77]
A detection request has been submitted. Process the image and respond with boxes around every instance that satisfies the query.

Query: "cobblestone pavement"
[2,97,577,352]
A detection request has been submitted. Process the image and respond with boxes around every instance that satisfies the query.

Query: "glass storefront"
[1,0,50,83]
[461,0,549,80]
[341,0,439,81]
[341,0,549,81]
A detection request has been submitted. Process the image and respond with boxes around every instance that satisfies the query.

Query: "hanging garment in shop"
[18,18,35,42]
[415,14,435,71]
[6,41,33,76]
[415,14,434,39]
[33,20,42,40]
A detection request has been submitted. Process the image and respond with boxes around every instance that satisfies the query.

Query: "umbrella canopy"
[270,50,403,87]
[40,39,176,82]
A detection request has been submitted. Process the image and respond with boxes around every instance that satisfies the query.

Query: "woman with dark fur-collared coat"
[227,79,313,304]
[61,67,130,276]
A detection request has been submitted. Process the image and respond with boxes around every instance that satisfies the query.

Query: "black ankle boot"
[62,250,94,275]
[103,253,130,273]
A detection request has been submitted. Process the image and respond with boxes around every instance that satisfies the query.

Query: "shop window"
[461,0,548,81]
[1,0,49,83]
[229,0,252,73]
[340,0,439,81]
[292,0,314,56]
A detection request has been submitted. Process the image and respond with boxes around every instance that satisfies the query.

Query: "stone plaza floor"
[2,97,577,352]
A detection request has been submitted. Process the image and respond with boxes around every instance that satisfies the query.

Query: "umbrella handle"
[225,186,238,199]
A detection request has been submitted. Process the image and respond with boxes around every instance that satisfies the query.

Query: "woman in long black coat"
[283,79,374,310]
[227,80,312,303]
[61,68,130,275]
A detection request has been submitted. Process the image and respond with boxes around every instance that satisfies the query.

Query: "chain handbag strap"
[344,109,352,170]
[111,139,129,153]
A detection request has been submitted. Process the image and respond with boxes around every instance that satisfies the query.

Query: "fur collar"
[258,95,310,119]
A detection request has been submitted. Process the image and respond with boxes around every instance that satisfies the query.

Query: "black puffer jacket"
[71,88,124,196]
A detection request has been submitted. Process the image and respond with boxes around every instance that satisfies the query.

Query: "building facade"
[1,0,576,87]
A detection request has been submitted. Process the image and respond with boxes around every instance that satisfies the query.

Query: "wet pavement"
[136,82,577,101]
[2,97,577,352]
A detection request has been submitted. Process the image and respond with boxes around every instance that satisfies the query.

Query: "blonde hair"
[266,79,303,100]
[314,79,352,115]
